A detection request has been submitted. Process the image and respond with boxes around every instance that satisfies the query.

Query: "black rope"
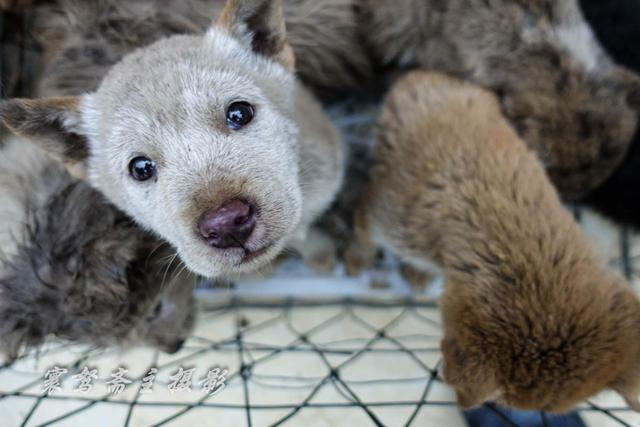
[1,298,636,426]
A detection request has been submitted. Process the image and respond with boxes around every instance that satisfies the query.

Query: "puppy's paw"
[344,241,377,276]
[305,243,338,273]
[400,263,436,292]
[288,227,338,273]
[624,396,640,412]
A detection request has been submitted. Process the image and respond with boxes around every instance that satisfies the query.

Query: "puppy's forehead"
[100,32,292,101]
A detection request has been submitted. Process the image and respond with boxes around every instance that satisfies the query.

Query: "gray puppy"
[0,165,196,361]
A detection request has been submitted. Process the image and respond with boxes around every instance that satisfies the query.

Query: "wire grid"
[1,7,640,427]
[0,295,639,427]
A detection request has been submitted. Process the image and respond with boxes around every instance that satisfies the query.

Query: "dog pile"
[1,0,640,414]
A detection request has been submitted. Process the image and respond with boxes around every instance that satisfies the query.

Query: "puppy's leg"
[344,206,378,276]
[612,373,640,411]
[400,263,438,291]
[288,226,338,273]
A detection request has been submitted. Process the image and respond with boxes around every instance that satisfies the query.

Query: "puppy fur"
[579,0,640,228]
[32,0,372,97]
[0,0,49,10]
[0,0,345,278]
[360,0,640,200]
[349,71,640,412]
[0,150,196,361]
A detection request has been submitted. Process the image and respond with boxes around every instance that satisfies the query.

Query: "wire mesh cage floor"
[1,292,639,427]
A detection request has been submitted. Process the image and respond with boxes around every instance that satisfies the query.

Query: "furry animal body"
[0,0,355,357]
[0,0,346,279]
[348,71,640,412]
[361,0,640,202]
[33,0,371,98]
[579,0,640,228]
[0,144,196,360]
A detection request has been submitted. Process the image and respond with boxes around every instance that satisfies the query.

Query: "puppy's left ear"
[0,96,89,179]
[217,0,295,71]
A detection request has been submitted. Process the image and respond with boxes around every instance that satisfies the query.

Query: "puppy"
[0,0,345,278]
[0,166,196,361]
[348,71,640,412]
[360,0,640,201]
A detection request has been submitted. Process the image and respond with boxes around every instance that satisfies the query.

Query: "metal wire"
[1,296,638,426]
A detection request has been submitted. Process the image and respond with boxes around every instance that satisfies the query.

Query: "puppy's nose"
[166,339,185,354]
[198,199,256,248]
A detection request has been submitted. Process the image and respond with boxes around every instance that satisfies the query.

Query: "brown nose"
[198,199,256,249]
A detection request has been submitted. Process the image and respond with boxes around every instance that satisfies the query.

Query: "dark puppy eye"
[147,301,163,322]
[153,301,163,318]
[226,101,255,130]
[129,156,156,181]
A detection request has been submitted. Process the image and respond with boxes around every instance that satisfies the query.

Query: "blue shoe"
[464,403,586,427]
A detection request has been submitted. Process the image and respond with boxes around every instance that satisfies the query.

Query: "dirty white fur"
[554,25,600,72]
[0,138,52,260]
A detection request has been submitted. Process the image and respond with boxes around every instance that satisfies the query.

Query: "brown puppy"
[360,0,640,200]
[348,70,640,412]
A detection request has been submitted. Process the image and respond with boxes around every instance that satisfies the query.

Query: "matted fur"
[348,71,640,412]
[360,0,640,200]
[0,143,196,360]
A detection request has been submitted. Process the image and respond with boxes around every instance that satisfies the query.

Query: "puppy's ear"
[217,0,295,71]
[0,96,90,179]
[441,337,499,408]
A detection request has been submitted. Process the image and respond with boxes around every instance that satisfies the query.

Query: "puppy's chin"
[177,238,288,278]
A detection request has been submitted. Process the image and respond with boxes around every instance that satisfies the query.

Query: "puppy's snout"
[198,199,256,248]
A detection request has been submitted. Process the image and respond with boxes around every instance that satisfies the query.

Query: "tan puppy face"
[0,0,309,278]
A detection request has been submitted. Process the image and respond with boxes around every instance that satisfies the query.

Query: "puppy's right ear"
[0,96,90,179]
[217,0,295,71]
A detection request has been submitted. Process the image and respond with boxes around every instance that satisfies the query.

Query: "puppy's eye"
[129,156,156,181]
[147,301,163,322]
[153,301,163,318]
[226,101,254,130]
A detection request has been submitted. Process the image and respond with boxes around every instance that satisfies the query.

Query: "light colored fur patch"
[554,24,600,72]
[0,137,52,259]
